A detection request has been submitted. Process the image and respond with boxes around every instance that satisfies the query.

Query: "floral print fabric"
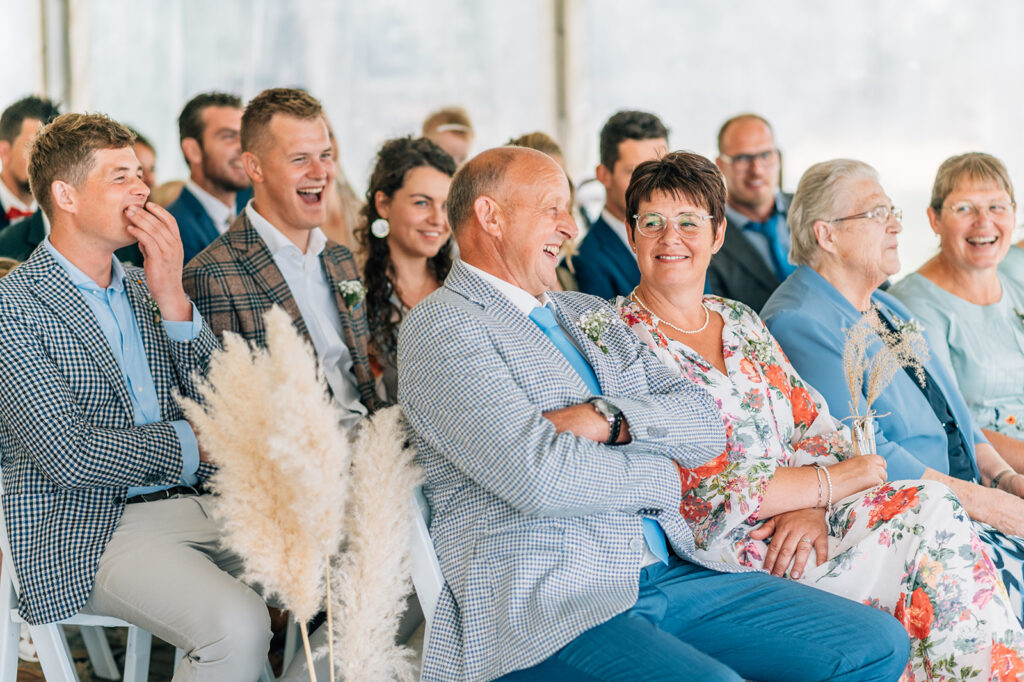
[616,295,1024,681]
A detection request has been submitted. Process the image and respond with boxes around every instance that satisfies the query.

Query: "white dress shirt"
[186,180,235,234]
[246,203,367,429]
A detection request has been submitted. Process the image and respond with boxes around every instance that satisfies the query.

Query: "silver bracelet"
[811,464,825,508]
[814,463,834,517]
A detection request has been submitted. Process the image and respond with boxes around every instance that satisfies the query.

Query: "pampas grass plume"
[180,306,350,625]
[332,405,422,682]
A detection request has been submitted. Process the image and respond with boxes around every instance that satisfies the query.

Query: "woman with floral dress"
[614,150,1024,680]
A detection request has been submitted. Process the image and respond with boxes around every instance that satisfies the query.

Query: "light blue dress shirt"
[245,203,367,429]
[43,238,201,496]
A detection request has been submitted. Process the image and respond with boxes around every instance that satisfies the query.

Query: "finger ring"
[799,538,813,544]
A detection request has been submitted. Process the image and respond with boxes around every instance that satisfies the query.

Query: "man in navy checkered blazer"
[398,147,910,681]
[0,113,270,681]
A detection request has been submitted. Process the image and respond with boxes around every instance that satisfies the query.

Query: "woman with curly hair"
[356,137,455,401]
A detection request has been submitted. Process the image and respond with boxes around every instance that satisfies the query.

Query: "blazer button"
[112,496,125,505]
[629,538,644,553]
[647,426,665,438]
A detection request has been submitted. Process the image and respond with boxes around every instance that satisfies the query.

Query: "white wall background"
[3,0,1024,276]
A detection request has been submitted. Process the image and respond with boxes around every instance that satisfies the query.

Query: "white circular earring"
[370,218,390,238]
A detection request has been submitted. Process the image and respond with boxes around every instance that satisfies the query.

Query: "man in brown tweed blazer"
[183,88,382,417]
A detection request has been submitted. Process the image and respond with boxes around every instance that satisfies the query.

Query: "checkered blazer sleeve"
[399,297,723,517]
[0,299,186,490]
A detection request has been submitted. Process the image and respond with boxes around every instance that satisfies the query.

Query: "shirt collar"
[43,236,126,293]
[185,180,234,231]
[461,260,551,317]
[246,202,327,258]
[0,176,34,215]
[726,190,788,230]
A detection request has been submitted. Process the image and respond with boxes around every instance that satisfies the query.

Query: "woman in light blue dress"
[891,153,1024,481]
[762,157,1024,621]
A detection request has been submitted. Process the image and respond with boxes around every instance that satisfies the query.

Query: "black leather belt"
[125,484,206,504]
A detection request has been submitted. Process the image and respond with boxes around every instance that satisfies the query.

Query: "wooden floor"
[15,627,177,681]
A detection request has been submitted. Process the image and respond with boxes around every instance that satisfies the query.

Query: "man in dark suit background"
[707,114,793,311]
[573,110,667,299]
[168,92,252,264]
[0,96,60,230]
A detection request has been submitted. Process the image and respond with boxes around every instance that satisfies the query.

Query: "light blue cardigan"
[760,265,985,482]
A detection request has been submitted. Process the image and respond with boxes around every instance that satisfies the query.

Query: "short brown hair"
[28,113,136,220]
[241,88,323,154]
[625,151,727,238]
[422,106,473,138]
[930,152,1015,212]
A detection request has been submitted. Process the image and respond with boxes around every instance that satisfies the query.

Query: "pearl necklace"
[630,287,710,334]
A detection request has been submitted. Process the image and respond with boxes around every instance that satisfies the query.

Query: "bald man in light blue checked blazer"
[398,147,910,682]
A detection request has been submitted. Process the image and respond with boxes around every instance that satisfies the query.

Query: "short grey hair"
[788,159,879,266]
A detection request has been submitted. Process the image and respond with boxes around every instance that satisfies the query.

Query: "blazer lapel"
[29,252,134,417]
[229,214,311,340]
[721,226,779,289]
[550,296,614,393]
[320,247,379,408]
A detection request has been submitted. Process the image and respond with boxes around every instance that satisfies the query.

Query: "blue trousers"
[498,556,909,682]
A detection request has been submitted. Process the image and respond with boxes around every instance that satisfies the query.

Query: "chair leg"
[0,580,20,682]
[122,626,152,682]
[79,624,120,680]
[30,622,80,682]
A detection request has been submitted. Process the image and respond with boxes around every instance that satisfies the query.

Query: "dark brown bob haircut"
[624,150,726,238]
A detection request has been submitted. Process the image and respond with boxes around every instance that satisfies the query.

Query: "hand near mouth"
[126,201,192,322]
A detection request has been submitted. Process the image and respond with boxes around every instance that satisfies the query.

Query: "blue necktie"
[528,304,670,564]
[745,213,796,281]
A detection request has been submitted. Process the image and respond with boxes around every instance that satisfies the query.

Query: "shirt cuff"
[171,420,200,486]
[162,302,202,342]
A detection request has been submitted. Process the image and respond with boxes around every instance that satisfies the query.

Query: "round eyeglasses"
[633,212,714,238]
[830,205,902,225]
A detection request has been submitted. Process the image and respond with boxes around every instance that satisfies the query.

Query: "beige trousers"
[82,495,271,682]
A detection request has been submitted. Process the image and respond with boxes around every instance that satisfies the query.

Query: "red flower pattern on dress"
[680,494,712,523]
[867,487,920,528]
[993,642,1024,681]
[677,451,729,494]
[763,363,792,398]
[894,588,934,640]
[790,386,818,427]
[739,357,761,383]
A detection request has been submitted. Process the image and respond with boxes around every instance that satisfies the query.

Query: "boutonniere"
[136,279,161,324]
[890,313,924,337]
[577,309,611,354]
[337,279,365,312]
[1014,308,1024,331]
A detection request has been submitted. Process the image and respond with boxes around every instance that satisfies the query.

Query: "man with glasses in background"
[707,113,793,311]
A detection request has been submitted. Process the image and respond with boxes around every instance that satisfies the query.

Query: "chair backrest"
[408,486,443,628]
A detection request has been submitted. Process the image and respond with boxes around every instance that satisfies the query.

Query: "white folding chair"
[409,486,444,666]
[0,475,152,682]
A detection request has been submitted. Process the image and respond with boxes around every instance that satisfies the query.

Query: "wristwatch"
[588,397,622,445]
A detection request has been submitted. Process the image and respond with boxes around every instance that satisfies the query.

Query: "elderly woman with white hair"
[761,158,1024,621]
